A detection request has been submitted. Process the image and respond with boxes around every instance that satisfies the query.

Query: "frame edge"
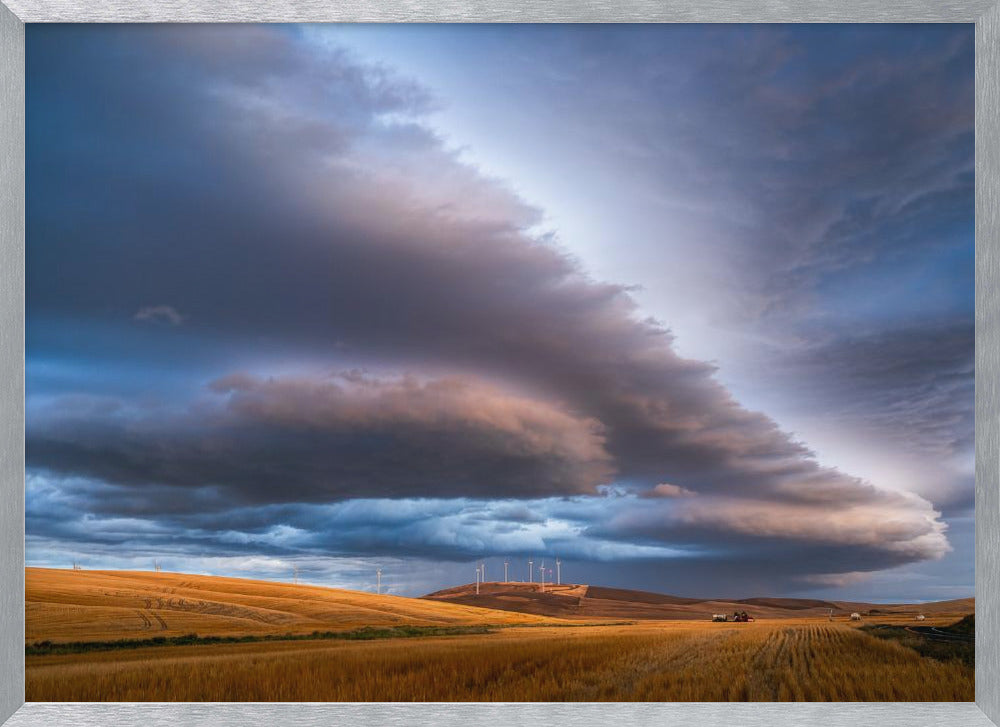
[0,0,24,725]
[1,0,999,23]
[975,0,1000,723]
[976,0,1000,722]
[2,2,998,725]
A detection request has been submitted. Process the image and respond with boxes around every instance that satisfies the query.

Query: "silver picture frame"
[1,2,997,725]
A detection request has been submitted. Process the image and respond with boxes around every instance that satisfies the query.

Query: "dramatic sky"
[25,24,974,601]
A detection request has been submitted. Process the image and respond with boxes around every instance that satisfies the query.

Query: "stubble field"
[26,569,973,702]
[27,620,973,702]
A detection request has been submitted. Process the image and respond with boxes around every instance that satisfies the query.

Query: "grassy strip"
[862,624,974,668]
[25,619,638,657]
[26,624,495,656]
[507,620,637,628]
[942,613,974,636]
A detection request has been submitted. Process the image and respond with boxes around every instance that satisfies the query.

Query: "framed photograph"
[1,2,998,726]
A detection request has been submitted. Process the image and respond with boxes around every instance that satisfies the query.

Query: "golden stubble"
[26,621,973,702]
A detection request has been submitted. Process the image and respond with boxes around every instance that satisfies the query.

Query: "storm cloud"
[29,372,614,501]
[25,24,971,597]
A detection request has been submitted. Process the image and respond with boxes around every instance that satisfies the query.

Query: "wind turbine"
[376,568,382,595]
[528,559,533,584]
[539,562,546,593]
[292,565,299,585]
[556,559,561,585]
[475,565,481,595]
[481,561,486,583]
[504,561,509,583]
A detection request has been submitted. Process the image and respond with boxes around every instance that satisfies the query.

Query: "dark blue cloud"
[24,24,972,599]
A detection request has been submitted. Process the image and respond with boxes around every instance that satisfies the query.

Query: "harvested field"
[26,569,974,702]
[26,568,560,644]
[27,620,973,702]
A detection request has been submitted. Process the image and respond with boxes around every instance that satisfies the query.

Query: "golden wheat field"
[25,569,974,702]
[26,620,973,702]
[26,567,559,643]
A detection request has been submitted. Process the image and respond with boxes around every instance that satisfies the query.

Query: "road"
[905,625,974,643]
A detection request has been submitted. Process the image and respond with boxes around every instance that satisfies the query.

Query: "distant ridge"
[423,581,975,621]
[734,597,842,611]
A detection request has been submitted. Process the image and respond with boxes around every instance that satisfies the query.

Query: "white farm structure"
[712,614,728,622]
[850,612,862,621]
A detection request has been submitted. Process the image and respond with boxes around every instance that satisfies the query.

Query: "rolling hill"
[25,568,561,643]
[422,581,975,621]
[26,568,974,646]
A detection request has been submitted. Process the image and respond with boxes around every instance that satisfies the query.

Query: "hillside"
[27,568,974,645]
[26,568,561,643]
[422,582,975,621]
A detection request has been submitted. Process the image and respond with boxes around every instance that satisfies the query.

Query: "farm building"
[850,612,862,621]
[712,614,728,622]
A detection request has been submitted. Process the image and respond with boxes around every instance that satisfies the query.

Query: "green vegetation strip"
[861,616,974,668]
[26,619,638,657]
[944,614,974,636]
[26,624,495,656]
